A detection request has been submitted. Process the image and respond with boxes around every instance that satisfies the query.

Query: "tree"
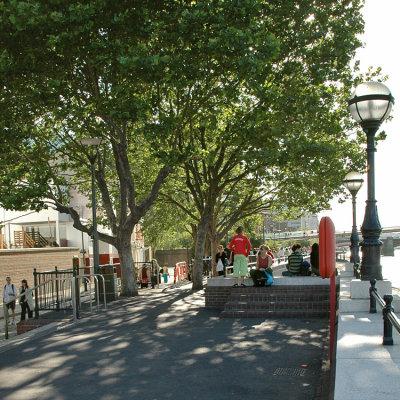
[0,0,368,292]
[0,0,289,295]
[144,0,368,290]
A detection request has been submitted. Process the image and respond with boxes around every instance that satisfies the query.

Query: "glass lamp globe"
[80,138,103,146]
[343,171,364,195]
[348,81,394,125]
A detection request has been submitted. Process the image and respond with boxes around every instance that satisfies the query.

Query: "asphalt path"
[0,285,330,400]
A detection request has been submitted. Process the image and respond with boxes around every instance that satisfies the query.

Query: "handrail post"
[73,258,80,311]
[369,279,377,313]
[91,275,99,312]
[55,266,60,311]
[96,274,107,309]
[383,295,394,346]
[33,268,39,318]
[71,277,78,321]
[3,302,9,340]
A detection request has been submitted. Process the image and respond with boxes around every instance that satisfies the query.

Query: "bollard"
[382,295,394,346]
[354,263,360,279]
[369,279,377,314]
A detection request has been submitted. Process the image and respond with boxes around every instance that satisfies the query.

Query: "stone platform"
[206,276,338,318]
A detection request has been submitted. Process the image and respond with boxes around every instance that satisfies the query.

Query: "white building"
[0,194,147,263]
[286,213,319,231]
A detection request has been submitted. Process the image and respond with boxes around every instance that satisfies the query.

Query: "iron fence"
[370,279,400,345]
[33,266,74,313]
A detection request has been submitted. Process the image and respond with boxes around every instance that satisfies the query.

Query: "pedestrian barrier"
[76,274,107,313]
[369,279,400,345]
[174,261,187,283]
[134,261,157,288]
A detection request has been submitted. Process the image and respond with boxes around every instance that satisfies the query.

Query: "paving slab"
[335,260,400,400]
[0,285,330,400]
[335,312,400,400]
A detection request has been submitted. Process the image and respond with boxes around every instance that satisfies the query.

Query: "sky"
[318,0,400,232]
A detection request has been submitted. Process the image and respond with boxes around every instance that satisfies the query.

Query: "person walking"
[3,276,17,325]
[229,226,251,288]
[19,279,34,321]
[215,245,228,276]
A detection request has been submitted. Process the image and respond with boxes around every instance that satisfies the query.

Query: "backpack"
[263,270,274,286]
[300,261,311,276]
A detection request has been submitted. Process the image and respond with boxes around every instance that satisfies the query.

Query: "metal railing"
[369,279,400,345]
[76,274,107,313]
[3,273,108,340]
[33,267,74,313]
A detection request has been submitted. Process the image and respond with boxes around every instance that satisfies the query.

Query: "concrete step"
[224,300,330,311]
[227,285,331,293]
[228,292,330,302]
[220,309,330,318]
[339,294,400,312]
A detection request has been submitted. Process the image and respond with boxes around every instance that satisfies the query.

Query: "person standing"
[277,247,284,263]
[284,247,290,262]
[19,279,34,321]
[310,243,320,276]
[215,245,228,276]
[266,246,275,263]
[3,277,17,325]
[229,226,251,287]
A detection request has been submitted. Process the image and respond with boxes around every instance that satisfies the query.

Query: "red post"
[319,217,336,363]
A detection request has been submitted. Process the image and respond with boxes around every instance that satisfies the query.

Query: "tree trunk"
[209,224,218,277]
[117,236,138,297]
[192,214,210,290]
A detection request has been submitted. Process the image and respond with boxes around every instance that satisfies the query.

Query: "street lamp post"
[348,82,394,280]
[343,172,364,266]
[80,138,103,273]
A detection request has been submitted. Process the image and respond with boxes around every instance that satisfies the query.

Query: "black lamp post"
[80,138,103,274]
[348,82,394,280]
[343,171,364,266]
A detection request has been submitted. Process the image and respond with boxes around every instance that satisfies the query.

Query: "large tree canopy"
[140,0,367,289]
[1,0,367,292]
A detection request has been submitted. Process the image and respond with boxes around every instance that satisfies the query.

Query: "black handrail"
[369,279,400,345]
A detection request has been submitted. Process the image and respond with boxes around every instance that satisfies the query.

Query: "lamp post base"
[360,242,383,280]
[349,232,360,265]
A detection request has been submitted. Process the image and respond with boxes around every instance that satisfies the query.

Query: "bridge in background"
[264,227,400,251]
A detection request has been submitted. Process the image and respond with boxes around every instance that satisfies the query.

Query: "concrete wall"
[0,247,80,300]
[153,249,191,267]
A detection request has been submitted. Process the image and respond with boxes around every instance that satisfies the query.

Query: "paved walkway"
[0,282,330,400]
[335,261,400,400]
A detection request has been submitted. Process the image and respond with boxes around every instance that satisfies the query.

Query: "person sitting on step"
[282,244,303,276]
[250,245,273,287]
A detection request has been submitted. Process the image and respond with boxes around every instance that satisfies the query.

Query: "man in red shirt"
[229,226,251,287]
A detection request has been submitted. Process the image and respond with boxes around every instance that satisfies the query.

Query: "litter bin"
[98,265,119,301]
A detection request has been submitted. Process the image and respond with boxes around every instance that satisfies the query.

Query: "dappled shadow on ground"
[0,288,329,400]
